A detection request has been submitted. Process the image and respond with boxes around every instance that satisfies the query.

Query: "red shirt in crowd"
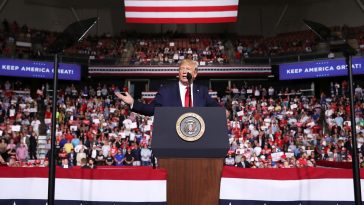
[45,111,52,119]
[232,127,241,139]
[66,133,74,142]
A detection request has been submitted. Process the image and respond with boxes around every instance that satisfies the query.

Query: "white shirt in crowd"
[254,146,262,156]
[102,144,111,157]
[231,87,239,94]
[31,119,41,132]
[123,118,133,130]
[355,86,362,96]
[225,156,235,165]
[141,148,152,162]
[74,144,87,153]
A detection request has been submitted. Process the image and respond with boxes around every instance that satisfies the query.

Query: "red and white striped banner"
[124,0,239,24]
[0,167,167,205]
[220,166,364,205]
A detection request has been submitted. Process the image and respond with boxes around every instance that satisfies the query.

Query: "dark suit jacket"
[237,160,251,168]
[132,81,219,116]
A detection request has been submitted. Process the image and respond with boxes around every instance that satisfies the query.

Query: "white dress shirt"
[179,81,193,107]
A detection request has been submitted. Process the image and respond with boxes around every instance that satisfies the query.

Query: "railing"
[88,51,333,66]
[245,51,331,65]
[1,50,361,67]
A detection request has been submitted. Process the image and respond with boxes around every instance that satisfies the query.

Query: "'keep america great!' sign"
[279,57,364,80]
[0,58,81,80]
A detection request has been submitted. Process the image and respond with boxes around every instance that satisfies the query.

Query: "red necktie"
[185,86,191,107]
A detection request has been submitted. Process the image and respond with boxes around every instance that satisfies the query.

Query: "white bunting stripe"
[125,11,238,18]
[0,178,166,202]
[220,178,364,202]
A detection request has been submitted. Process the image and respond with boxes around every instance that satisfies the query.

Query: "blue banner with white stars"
[279,57,364,80]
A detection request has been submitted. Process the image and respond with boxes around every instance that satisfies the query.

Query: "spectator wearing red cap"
[110,143,118,157]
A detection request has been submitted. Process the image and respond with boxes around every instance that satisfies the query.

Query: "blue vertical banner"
[0,58,81,80]
[279,57,364,80]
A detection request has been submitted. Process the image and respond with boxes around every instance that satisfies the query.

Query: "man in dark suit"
[115,59,219,116]
[236,155,251,168]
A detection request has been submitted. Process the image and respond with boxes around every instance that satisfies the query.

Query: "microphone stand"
[344,52,362,205]
[46,17,98,205]
[302,19,361,205]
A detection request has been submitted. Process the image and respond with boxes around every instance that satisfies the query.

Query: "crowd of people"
[2,18,364,169]
[0,80,155,168]
[0,79,363,169]
[233,31,316,61]
[0,80,40,166]
[223,80,364,168]
[0,19,127,61]
[130,34,228,66]
[2,18,364,66]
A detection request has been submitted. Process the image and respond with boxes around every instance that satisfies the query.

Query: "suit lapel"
[173,82,201,107]
[175,82,182,107]
[193,84,201,107]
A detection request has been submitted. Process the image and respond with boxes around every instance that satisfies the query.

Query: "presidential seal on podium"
[176,112,205,142]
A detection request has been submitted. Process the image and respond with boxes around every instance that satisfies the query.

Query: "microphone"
[187,72,192,83]
[186,72,192,107]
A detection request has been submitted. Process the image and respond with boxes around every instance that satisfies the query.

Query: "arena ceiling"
[25,0,120,9]
[25,0,334,9]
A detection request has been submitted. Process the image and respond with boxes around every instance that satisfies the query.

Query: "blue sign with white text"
[0,58,81,80]
[279,57,364,80]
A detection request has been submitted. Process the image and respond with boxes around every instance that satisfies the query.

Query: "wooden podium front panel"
[158,158,224,205]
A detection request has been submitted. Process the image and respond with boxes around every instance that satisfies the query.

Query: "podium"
[152,107,228,205]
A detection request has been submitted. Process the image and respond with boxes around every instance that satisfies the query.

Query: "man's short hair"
[180,59,198,72]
